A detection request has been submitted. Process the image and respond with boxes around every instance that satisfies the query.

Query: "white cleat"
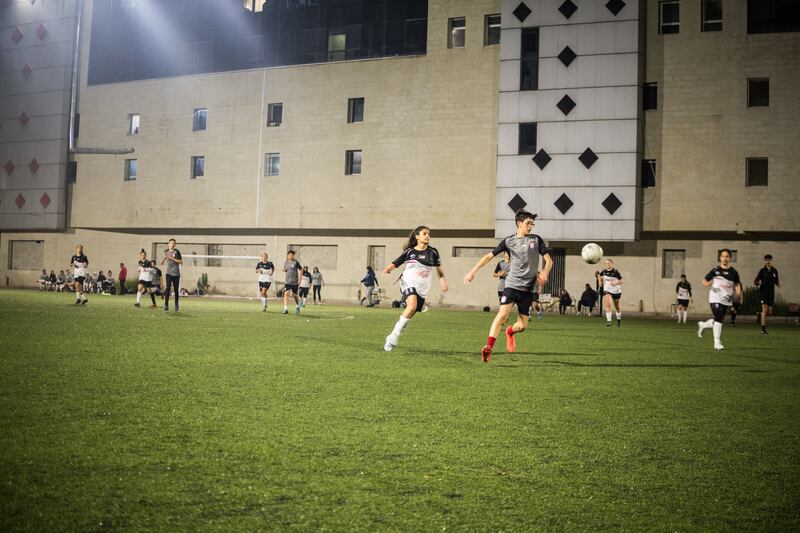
[697,322,704,338]
[384,336,397,352]
[714,344,724,351]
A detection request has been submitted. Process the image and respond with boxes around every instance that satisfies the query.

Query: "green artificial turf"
[1,289,798,531]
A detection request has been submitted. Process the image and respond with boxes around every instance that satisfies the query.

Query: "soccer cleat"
[761,329,767,335]
[536,311,542,320]
[384,336,396,352]
[697,321,704,338]
[282,310,288,314]
[134,303,140,307]
[606,321,611,327]
[617,319,621,327]
[505,326,516,353]
[714,343,724,351]
[481,345,492,363]
[150,304,157,309]
[295,306,301,315]
[164,306,169,312]
[262,306,267,312]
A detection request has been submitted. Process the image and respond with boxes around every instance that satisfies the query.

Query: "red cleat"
[481,345,492,363]
[505,326,516,353]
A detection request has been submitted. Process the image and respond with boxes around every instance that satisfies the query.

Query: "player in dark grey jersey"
[282,250,302,315]
[161,238,183,312]
[464,210,553,363]
[754,254,780,334]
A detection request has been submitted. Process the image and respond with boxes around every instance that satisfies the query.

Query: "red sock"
[506,326,515,337]
[486,336,496,348]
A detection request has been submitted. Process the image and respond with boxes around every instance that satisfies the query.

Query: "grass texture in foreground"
[1,289,799,531]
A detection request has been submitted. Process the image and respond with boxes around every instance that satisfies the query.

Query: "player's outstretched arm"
[464,252,494,285]
[383,263,396,275]
[437,266,448,293]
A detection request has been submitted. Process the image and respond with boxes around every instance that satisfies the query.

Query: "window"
[192,108,207,131]
[747,78,769,107]
[191,156,205,179]
[702,0,722,31]
[124,159,137,181]
[717,249,738,262]
[748,0,800,34]
[520,28,539,91]
[746,158,768,187]
[641,160,656,188]
[484,14,501,45]
[660,1,680,34]
[347,97,364,123]
[287,244,338,270]
[265,153,280,176]
[128,113,140,134]
[448,17,465,48]
[662,249,686,279]
[267,103,283,126]
[345,150,362,175]
[518,123,537,155]
[9,240,44,270]
[328,30,346,61]
[643,82,658,110]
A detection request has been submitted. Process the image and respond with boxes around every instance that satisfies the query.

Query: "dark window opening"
[748,0,800,33]
[660,1,680,34]
[267,103,282,126]
[485,14,501,45]
[518,122,537,155]
[641,160,656,188]
[702,0,722,31]
[643,82,658,110]
[520,28,539,91]
[191,156,205,179]
[747,78,769,107]
[345,150,362,175]
[746,158,768,187]
[192,108,207,131]
[347,97,364,123]
[448,17,465,48]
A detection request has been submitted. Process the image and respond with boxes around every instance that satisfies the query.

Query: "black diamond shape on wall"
[532,149,552,169]
[554,193,574,215]
[513,2,532,23]
[559,0,578,19]
[602,193,622,214]
[557,46,577,67]
[579,148,598,169]
[606,0,626,16]
[557,94,576,115]
[508,193,527,213]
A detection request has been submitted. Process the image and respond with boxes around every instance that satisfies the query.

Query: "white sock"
[606,312,612,322]
[682,311,688,323]
[136,291,142,304]
[390,316,411,341]
[261,297,266,307]
[616,312,621,320]
[699,318,714,330]
[284,305,288,311]
[712,321,723,344]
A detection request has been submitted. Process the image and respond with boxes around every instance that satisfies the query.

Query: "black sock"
[150,293,156,305]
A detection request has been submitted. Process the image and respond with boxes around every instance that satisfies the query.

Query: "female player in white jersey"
[382,226,448,352]
[134,249,157,308]
[255,253,274,311]
[675,274,692,324]
[697,248,742,350]
[70,244,89,304]
[598,259,623,326]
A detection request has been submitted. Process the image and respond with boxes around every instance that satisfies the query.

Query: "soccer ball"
[581,243,603,264]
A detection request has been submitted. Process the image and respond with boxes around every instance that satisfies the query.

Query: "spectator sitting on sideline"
[558,288,572,314]
[36,269,49,291]
[578,283,598,316]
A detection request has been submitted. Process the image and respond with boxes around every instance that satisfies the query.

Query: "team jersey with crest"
[71,254,88,278]
[599,268,623,294]
[494,260,510,292]
[676,280,692,300]
[704,266,740,306]
[284,260,301,285]
[256,261,274,283]
[754,267,779,290]
[392,246,441,298]
[163,248,182,277]
[152,267,162,287]
[300,272,312,288]
[138,260,153,282]
[491,234,548,292]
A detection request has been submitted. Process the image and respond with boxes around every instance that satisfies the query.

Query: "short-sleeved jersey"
[137,259,153,282]
[152,267,162,286]
[754,266,779,290]
[163,248,182,277]
[71,254,89,278]
[256,261,274,283]
[284,259,301,284]
[494,260,510,292]
[300,272,312,288]
[491,234,548,292]
[676,280,692,300]
[392,246,441,298]
[311,272,323,285]
[704,266,740,306]
[600,268,623,294]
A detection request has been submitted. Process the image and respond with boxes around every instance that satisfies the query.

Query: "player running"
[134,249,157,308]
[463,210,552,362]
[493,251,510,303]
[754,254,780,335]
[282,250,302,315]
[382,226,448,352]
[299,266,312,308]
[697,248,742,351]
[675,274,692,324]
[70,244,89,305]
[598,259,623,327]
[255,252,274,312]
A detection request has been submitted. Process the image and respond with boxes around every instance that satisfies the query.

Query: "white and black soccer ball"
[581,243,604,264]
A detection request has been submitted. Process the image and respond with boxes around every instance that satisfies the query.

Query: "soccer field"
[1,289,798,531]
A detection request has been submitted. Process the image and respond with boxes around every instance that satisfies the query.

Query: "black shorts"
[760,289,775,307]
[731,300,741,311]
[402,287,426,313]
[500,287,534,316]
[677,299,690,308]
[532,292,540,303]
[497,291,504,300]
[259,281,271,290]
[138,280,152,288]
[74,276,85,284]
[284,284,298,294]
[607,292,621,301]
[710,303,729,322]
[299,287,309,297]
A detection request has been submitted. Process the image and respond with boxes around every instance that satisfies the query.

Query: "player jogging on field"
[161,238,183,312]
[493,252,510,303]
[283,250,302,315]
[299,266,312,307]
[255,252,274,312]
[134,249,157,308]
[754,254,780,335]
[382,226,448,352]
[697,248,742,351]
[675,274,692,324]
[598,259,623,327]
[464,210,553,363]
[70,244,89,305]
